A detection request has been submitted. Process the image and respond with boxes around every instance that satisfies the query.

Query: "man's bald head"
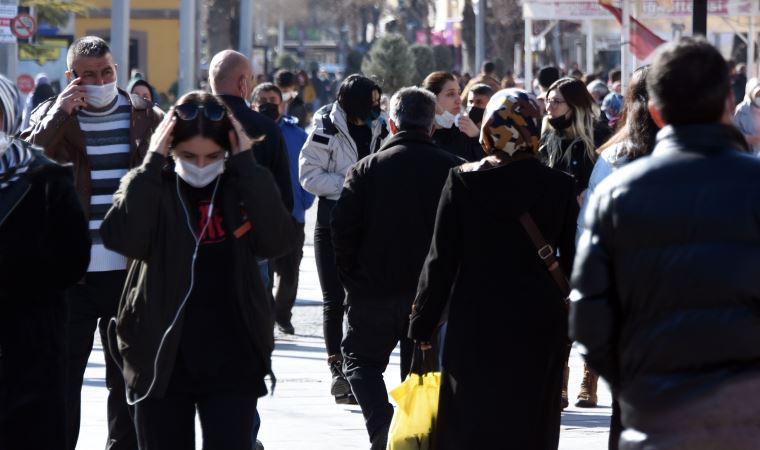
[208,50,253,98]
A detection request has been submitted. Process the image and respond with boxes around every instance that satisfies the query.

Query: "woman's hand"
[148,108,176,156]
[417,341,433,351]
[458,115,480,138]
[229,113,254,155]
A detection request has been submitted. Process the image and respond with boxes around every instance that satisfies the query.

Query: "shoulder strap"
[518,212,570,298]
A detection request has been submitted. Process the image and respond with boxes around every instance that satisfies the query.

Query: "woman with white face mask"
[732,77,760,154]
[100,91,297,450]
[422,71,485,162]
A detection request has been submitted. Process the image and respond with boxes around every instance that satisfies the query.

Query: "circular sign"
[16,74,34,94]
[11,13,36,39]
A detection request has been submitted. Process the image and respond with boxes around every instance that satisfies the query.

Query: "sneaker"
[276,319,295,335]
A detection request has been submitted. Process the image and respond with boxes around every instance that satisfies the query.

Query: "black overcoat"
[409,156,578,450]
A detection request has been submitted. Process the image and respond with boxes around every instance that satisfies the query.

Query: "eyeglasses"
[174,103,226,121]
[547,98,566,107]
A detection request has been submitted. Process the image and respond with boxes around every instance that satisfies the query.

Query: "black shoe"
[255,439,264,450]
[276,319,295,335]
[330,360,358,404]
[370,424,390,450]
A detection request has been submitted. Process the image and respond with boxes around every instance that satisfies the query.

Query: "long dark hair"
[597,66,658,161]
[171,91,233,151]
[337,74,381,123]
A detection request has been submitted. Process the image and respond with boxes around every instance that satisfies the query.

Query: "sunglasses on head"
[174,102,226,121]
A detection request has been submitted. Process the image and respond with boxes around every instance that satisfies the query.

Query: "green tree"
[275,53,300,71]
[21,0,90,28]
[361,34,414,94]
[432,45,453,72]
[409,44,434,85]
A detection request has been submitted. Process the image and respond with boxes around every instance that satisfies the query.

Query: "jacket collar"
[217,94,246,109]
[379,130,435,151]
[653,123,750,157]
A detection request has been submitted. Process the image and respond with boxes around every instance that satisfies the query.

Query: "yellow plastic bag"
[387,370,441,450]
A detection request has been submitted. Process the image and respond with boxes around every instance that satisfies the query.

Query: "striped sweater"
[79,94,131,272]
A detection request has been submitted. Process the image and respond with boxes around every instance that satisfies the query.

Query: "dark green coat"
[101,150,297,400]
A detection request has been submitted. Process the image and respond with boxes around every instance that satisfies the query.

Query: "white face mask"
[0,131,10,157]
[175,157,225,188]
[435,110,457,128]
[281,91,298,102]
[83,81,118,108]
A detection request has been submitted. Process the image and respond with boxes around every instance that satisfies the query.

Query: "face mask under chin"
[548,113,573,131]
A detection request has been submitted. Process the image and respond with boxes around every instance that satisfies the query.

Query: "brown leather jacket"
[19,89,164,218]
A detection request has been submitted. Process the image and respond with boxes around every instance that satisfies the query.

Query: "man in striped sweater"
[20,36,163,450]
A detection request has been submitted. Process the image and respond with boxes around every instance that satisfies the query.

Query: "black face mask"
[468,106,485,125]
[258,102,280,122]
[548,114,573,131]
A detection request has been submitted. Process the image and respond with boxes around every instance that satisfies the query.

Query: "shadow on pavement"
[294,298,323,306]
[83,377,106,387]
[276,342,328,353]
[561,410,612,429]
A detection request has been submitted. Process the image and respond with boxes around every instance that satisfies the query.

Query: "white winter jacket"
[299,102,388,200]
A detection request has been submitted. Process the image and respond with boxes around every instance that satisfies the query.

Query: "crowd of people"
[2,33,760,450]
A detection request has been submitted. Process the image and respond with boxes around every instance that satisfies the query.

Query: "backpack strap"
[518,212,571,299]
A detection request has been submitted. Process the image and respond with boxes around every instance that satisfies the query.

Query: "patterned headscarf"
[1,74,34,189]
[480,88,542,156]
[0,74,23,134]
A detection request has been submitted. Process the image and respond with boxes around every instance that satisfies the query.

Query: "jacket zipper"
[0,184,32,229]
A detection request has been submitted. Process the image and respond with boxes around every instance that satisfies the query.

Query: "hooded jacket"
[299,102,388,200]
[100,150,297,400]
[733,77,760,154]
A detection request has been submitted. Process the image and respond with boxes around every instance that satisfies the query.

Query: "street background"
[76,206,612,450]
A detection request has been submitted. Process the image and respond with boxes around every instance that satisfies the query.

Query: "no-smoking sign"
[10,13,35,40]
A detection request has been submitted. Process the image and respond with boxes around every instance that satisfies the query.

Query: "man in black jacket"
[209,50,293,212]
[331,87,463,450]
[570,37,760,449]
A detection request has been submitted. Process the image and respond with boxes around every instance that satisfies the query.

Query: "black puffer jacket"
[570,123,760,421]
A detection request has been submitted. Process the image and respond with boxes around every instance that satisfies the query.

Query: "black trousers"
[135,390,258,450]
[0,301,67,450]
[314,199,346,356]
[342,298,415,443]
[66,270,135,450]
[272,222,306,324]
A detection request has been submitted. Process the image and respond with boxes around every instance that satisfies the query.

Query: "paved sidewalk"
[76,211,612,449]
